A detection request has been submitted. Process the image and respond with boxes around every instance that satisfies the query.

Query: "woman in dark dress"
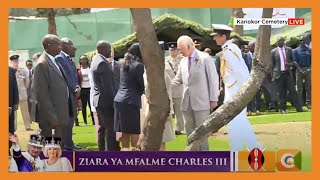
[114,44,145,149]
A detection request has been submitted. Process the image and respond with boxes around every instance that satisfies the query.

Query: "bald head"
[96,40,112,58]
[177,35,195,57]
[42,34,62,57]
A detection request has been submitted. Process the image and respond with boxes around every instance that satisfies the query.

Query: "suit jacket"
[165,55,183,98]
[56,52,78,118]
[91,54,115,109]
[172,49,219,111]
[9,67,19,108]
[15,68,29,101]
[26,69,33,97]
[271,46,294,80]
[242,52,253,72]
[114,60,144,108]
[56,52,78,92]
[220,40,249,102]
[31,53,70,135]
[112,60,120,93]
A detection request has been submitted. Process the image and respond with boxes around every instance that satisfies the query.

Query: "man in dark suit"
[56,37,82,151]
[9,66,19,155]
[25,60,34,118]
[31,34,70,147]
[91,41,120,151]
[271,36,303,113]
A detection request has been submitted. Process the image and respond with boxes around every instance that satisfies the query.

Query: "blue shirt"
[293,45,311,68]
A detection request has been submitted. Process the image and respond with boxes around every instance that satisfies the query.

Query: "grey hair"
[177,35,195,48]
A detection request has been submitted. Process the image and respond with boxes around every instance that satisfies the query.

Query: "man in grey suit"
[31,34,70,146]
[172,35,219,151]
[91,41,120,151]
[271,36,303,113]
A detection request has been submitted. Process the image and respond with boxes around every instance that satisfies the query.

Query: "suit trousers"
[276,72,302,111]
[296,68,311,106]
[182,101,210,151]
[172,98,185,132]
[97,107,120,151]
[64,117,76,148]
[227,108,261,151]
[9,110,15,155]
[14,100,31,130]
[40,125,66,149]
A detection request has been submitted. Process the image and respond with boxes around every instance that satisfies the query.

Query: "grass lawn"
[14,105,312,171]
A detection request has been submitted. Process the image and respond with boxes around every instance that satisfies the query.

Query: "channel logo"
[276,149,301,171]
[237,149,275,172]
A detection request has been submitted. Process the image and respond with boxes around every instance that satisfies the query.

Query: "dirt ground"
[212,121,311,153]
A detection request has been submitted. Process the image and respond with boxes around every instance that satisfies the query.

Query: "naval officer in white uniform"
[211,24,262,151]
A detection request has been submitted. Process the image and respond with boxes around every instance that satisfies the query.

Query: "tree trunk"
[231,8,245,36]
[47,8,57,35]
[185,8,273,151]
[130,8,169,151]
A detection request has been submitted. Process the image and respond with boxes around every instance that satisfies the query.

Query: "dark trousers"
[40,125,66,149]
[97,107,120,151]
[247,89,262,112]
[64,117,75,149]
[9,109,15,155]
[80,88,94,125]
[296,68,311,106]
[276,71,303,111]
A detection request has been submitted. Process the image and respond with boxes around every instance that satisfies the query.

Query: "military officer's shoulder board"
[222,45,241,62]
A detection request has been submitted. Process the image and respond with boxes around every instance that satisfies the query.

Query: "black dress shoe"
[73,144,84,150]
[297,109,307,112]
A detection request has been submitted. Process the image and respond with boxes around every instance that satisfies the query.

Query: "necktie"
[188,56,192,72]
[29,70,32,80]
[281,48,287,70]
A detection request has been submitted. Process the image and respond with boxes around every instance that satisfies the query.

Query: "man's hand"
[9,133,19,145]
[210,101,218,110]
[75,87,81,99]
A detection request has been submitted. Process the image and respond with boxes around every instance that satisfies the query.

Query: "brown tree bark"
[231,8,245,36]
[47,8,57,35]
[130,8,169,150]
[185,8,273,151]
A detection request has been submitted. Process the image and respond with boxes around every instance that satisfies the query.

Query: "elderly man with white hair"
[172,35,219,151]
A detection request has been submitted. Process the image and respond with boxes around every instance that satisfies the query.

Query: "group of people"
[224,33,311,115]
[9,130,73,172]
[9,22,311,157]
